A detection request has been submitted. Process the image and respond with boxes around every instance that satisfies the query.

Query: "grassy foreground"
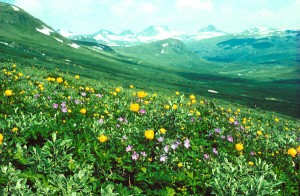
[0,63,299,195]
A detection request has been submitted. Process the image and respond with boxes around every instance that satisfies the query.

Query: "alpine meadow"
[0,1,299,195]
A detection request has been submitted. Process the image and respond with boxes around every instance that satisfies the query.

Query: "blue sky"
[1,0,299,34]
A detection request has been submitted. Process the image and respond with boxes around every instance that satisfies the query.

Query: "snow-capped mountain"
[188,25,227,41]
[137,25,184,42]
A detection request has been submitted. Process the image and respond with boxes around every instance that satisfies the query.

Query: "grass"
[0,63,299,195]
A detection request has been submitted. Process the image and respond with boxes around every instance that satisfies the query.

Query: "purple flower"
[116,124,120,128]
[227,135,233,142]
[126,145,133,152]
[34,94,40,98]
[212,148,218,155]
[140,152,147,157]
[118,117,124,122]
[191,117,195,122]
[132,151,139,160]
[74,99,80,104]
[240,126,245,130]
[81,92,86,96]
[157,137,164,142]
[61,102,66,108]
[221,135,225,139]
[250,151,255,156]
[61,107,68,113]
[204,154,210,159]
[214,128,221,134]
[122,135,128,140]
[164,145,169,153]
[53,103,58,109]
[234,120,239,125]
[159,154,167,162]
[184,138,190,149]
[171,141,180,150]
[98,119,104,124]
[139,109,146,114]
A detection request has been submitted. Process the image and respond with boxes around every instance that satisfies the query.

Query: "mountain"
[199,25,223,33]
[119,30,135,36]
[186,27,300,65]
[57,29,74,37]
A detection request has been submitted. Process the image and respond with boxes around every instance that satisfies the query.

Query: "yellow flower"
[130,103,140,112]
[274,118,279,122]
[175,91,180,95]
[189,94,196,100]
[137,91,147,99]
[12,127,18,133]
[80,108,87,114]
[248,161,254,166]
[172,104,178,110]
[115,87,121,93]
[235,143,244,151]
[191,100,196,104]
[178,162,183,167]
[18,73,23,77]
[130,85,134,89]
[165,105,170,109]
[159,128,166,134]
[287,148,297,157]
[4,89,13,97]
[74,75,80,79]
[200,100,204,105]
[145,130,154,140]
[229,117,235,123]
[297,146,300,153]
[196,111,201,116]
[56,77,63,83]
[256,131,262,136]
[98,134,108,143]
[0,133,3,145]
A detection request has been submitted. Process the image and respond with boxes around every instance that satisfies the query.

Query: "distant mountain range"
[63,25,300,47]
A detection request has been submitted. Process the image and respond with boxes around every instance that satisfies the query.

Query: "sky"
[1,0,300,35]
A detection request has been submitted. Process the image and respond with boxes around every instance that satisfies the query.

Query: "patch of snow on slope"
[55,38,63,43]
[208,90,218,94]
[0,41,9,46]
[161,49,165,54]
[68,43,80,49]
[162,43,169,47]
[12,5,19,11]
[36,25,53,35]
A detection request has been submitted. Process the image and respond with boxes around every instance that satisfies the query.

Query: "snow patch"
[68,43,80,49]
[36,25,53,35]
[0,41,9,46]
[55,37,63,43]
[93,46,103,50]
[162,43,169,47]
[12,5,19,11]
[161,49,165,54]
[65,59,71,62]
[208,90,218,94]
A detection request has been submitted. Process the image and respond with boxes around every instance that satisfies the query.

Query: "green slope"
[0,2,299,118]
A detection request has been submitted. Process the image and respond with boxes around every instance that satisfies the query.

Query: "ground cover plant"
[0,63,299,195]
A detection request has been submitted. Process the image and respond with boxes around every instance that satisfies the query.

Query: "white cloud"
[176,0,213,10]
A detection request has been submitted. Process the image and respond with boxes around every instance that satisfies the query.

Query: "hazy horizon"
[1,0,299,35]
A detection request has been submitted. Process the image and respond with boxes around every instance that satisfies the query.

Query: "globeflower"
[74,75,80,79]
[189,94,196,100]
[80,108,87,114]
[145,130,154,140]
[159,128,166,134]
[297,146,300,153]
[12,127,18,133]
[287,148,297,157]
[56,77,63,83]
[115,87,121,93]
[235,143,244,151]
[248,161,254,166]
[4,89,13,97]
[130,103,140,112]
[137,91,147,99]
[98,134,108,143]
[0,134,3,145]
[229,117,235,124]
[256,131,262,136]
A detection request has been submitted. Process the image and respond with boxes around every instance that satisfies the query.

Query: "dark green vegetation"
[0,2,299,119]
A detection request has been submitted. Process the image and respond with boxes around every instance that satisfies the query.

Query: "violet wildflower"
[160,154,167,162]
[184,138,190,149]
[53,103,58,109]
[98,119,104,124]
[74,99,80,104]
[171,141,180,150]
[47,96,51,100]
[132,151,139,160]
[96,94,103,98]
[157,136,164,142]
[215,128,221,134]
[139,109,146,114]
[191,117,195,122]
[250,151,255,156]
[140,152,147,157]
[81,92,86,96]
[61,102,66,108]
[116,124,120,128]
[227,135,234,142]
[221,135,225,139]
[164,145,169,153]
[204,154,210,159]
[61,107,68,113]
[212,148,218,155]
[234,120,239,125]
[126,145,133,152]
[118,117,124,122]
[34,94,40,98]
